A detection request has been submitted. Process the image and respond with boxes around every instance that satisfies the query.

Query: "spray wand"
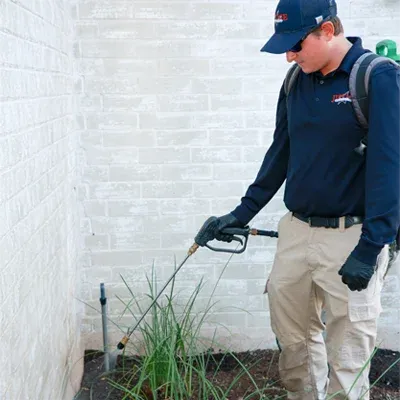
[116,218,278,351]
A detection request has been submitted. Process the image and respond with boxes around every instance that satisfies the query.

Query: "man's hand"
[195,213,244,247]
[214,213,244,242]
[338,255,375,291]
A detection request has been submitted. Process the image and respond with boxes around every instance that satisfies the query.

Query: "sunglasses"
[288,17,331,53]
[289,34,310,53]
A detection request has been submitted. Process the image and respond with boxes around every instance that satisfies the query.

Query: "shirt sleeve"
[231,84,290,225]
[351,62,400,265]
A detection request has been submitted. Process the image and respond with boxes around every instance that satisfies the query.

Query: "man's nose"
[286,51,297,62]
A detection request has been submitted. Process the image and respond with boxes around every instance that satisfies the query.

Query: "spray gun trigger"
[230,235,243,245]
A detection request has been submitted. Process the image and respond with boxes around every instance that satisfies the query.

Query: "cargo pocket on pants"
[348,247,388,322]
[348,288,381,322]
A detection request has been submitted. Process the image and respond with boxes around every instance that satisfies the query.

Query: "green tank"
[376,39,400,63]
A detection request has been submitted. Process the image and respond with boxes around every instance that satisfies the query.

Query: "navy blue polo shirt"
[232,37,400,265]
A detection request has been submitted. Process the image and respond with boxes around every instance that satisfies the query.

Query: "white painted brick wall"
[76,0,400,354]
[0,1,82,399]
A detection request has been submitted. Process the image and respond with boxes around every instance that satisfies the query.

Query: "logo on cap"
[275,10,288,24]
[315,15,323,24]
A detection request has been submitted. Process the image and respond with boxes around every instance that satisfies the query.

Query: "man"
[195,0,400,399]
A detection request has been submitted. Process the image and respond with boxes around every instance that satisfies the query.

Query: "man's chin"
[297,63,316,74]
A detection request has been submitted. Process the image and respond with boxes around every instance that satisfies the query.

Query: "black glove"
[195,213,244,247]
[214,213,244,242]
[338,255,375,291]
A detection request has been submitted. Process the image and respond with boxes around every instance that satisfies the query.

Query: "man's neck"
[320,36,353,76]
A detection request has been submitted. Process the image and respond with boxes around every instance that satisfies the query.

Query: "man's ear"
[321,21,335,40]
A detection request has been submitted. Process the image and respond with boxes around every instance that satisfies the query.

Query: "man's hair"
[312,16,344,37]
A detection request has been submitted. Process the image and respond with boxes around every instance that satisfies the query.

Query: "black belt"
[293,212,364,229]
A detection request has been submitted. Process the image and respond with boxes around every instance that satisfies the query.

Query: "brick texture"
[75,0,400,354]
[0,1,82,399]
[6,0,400,400]
[3,1,400,398]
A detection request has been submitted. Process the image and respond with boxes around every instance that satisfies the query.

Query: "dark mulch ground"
[74,348,400,400]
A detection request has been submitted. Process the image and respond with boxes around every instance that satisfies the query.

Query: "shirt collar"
[338,37,368,74]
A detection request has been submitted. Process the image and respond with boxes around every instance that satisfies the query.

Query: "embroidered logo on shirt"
[331,91,352,105]
[275,11,288,24]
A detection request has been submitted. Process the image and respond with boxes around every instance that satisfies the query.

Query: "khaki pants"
[266,212,388,400]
